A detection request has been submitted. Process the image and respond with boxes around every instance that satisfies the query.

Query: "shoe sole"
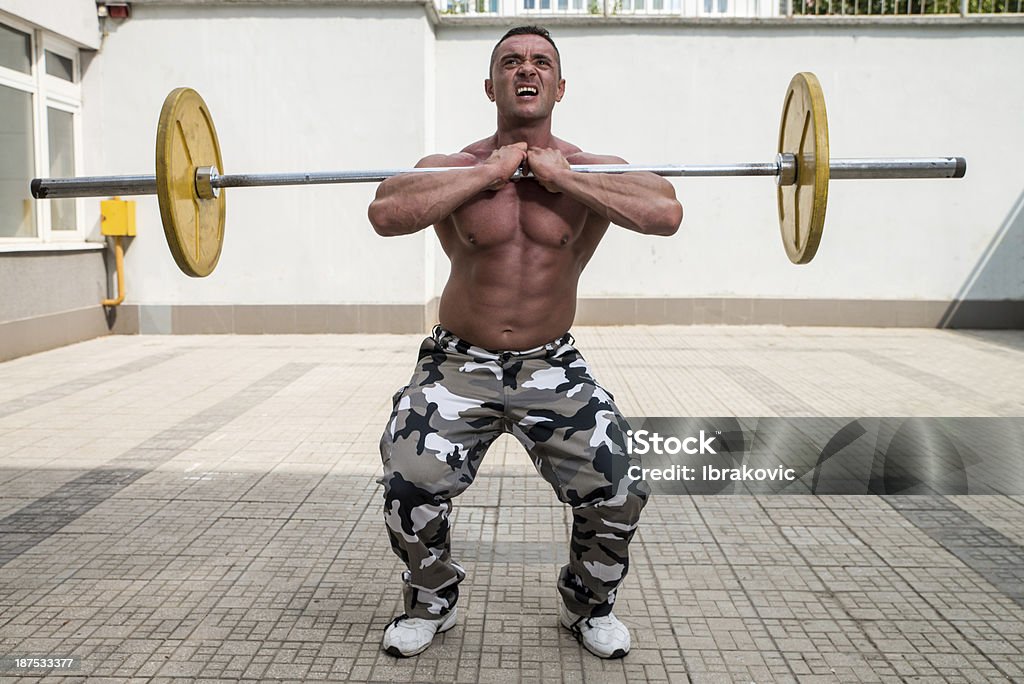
[384,611,458,658]
[559,614,630,660]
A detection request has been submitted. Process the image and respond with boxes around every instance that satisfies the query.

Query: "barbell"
[30,72,966,277]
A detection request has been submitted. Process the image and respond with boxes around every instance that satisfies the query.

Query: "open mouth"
[515,86,538,98]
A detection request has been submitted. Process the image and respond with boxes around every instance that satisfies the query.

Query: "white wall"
[435,25,1024,301]
[81,3,435,306]
[82,11,1024,306]
[0,0,100,48]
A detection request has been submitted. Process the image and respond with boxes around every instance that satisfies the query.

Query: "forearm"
[368,165,502,236]
[550,170,682,236]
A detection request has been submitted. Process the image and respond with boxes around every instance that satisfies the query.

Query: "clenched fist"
[526,147,571,193]
[482,142,528,191]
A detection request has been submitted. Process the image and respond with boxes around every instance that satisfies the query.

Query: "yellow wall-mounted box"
[100,198,136,236]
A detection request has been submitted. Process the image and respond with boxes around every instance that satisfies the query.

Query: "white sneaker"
[559,603,631,659]
[382,608,458,657]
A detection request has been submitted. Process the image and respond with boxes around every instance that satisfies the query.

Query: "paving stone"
[0,329,1022,680]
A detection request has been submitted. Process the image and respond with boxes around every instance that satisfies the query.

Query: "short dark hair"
[489,25,561,78]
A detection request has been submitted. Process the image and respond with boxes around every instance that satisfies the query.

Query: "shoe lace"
[385,614,413,631]
[583,614,619,631]
[385,613,446,631]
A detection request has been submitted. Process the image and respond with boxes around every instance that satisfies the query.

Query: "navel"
[468,234,477,245]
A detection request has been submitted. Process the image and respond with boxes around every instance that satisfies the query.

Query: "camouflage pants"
[378,326,649,620]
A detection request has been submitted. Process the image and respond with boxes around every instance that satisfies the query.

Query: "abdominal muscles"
[436,179,591,350]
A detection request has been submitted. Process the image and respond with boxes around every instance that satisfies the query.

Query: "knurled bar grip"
[30,156,967,200]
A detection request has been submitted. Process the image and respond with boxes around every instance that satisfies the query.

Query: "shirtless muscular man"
[368,25,682,659]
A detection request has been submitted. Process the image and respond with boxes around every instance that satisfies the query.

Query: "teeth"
[516,87,537,96]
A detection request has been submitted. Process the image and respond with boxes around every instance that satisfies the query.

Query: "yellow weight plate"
[155,88,225,277]
[777,72,829,265]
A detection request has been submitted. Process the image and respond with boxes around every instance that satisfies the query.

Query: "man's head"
[485,26,565,123]
[488,26,561,80]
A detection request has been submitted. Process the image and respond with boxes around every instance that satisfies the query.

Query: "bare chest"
[450,181,590,249]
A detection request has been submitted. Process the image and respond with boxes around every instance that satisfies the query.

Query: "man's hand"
[483,142,528,191]
[526,147,571,193]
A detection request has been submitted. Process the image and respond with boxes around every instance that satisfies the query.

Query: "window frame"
[0,14,34,77]
[700,0,733,14]
[0,14,85,247]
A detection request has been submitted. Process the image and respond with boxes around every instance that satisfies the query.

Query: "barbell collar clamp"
[195,165,220,200]
[776,153,798,186]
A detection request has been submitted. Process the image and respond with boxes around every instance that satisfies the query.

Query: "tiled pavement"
[0,326,1022,682]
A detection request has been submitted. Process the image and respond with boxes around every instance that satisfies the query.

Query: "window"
[0,22,31,73]
[617,0,678,11]
[0,84,35,237]
[47,107,76,231]
[0,18,83,244]
[45,51,74,82]
[522,0,587,11]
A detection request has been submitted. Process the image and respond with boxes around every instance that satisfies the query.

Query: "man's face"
[485,35,565,122]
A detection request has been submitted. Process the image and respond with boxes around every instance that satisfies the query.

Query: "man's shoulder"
[416,151,479,169]
[458,136,499,161]
[547,137,625,164]
[412,137,495,168]
[565,150,628,165]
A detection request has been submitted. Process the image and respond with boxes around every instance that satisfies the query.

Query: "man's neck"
[494,117,555,149]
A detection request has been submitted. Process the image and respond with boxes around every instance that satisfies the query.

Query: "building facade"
[1,0,1023,360]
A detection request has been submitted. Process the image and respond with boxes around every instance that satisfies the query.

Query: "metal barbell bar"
[30,156,966,200]
[27,73,968,277]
